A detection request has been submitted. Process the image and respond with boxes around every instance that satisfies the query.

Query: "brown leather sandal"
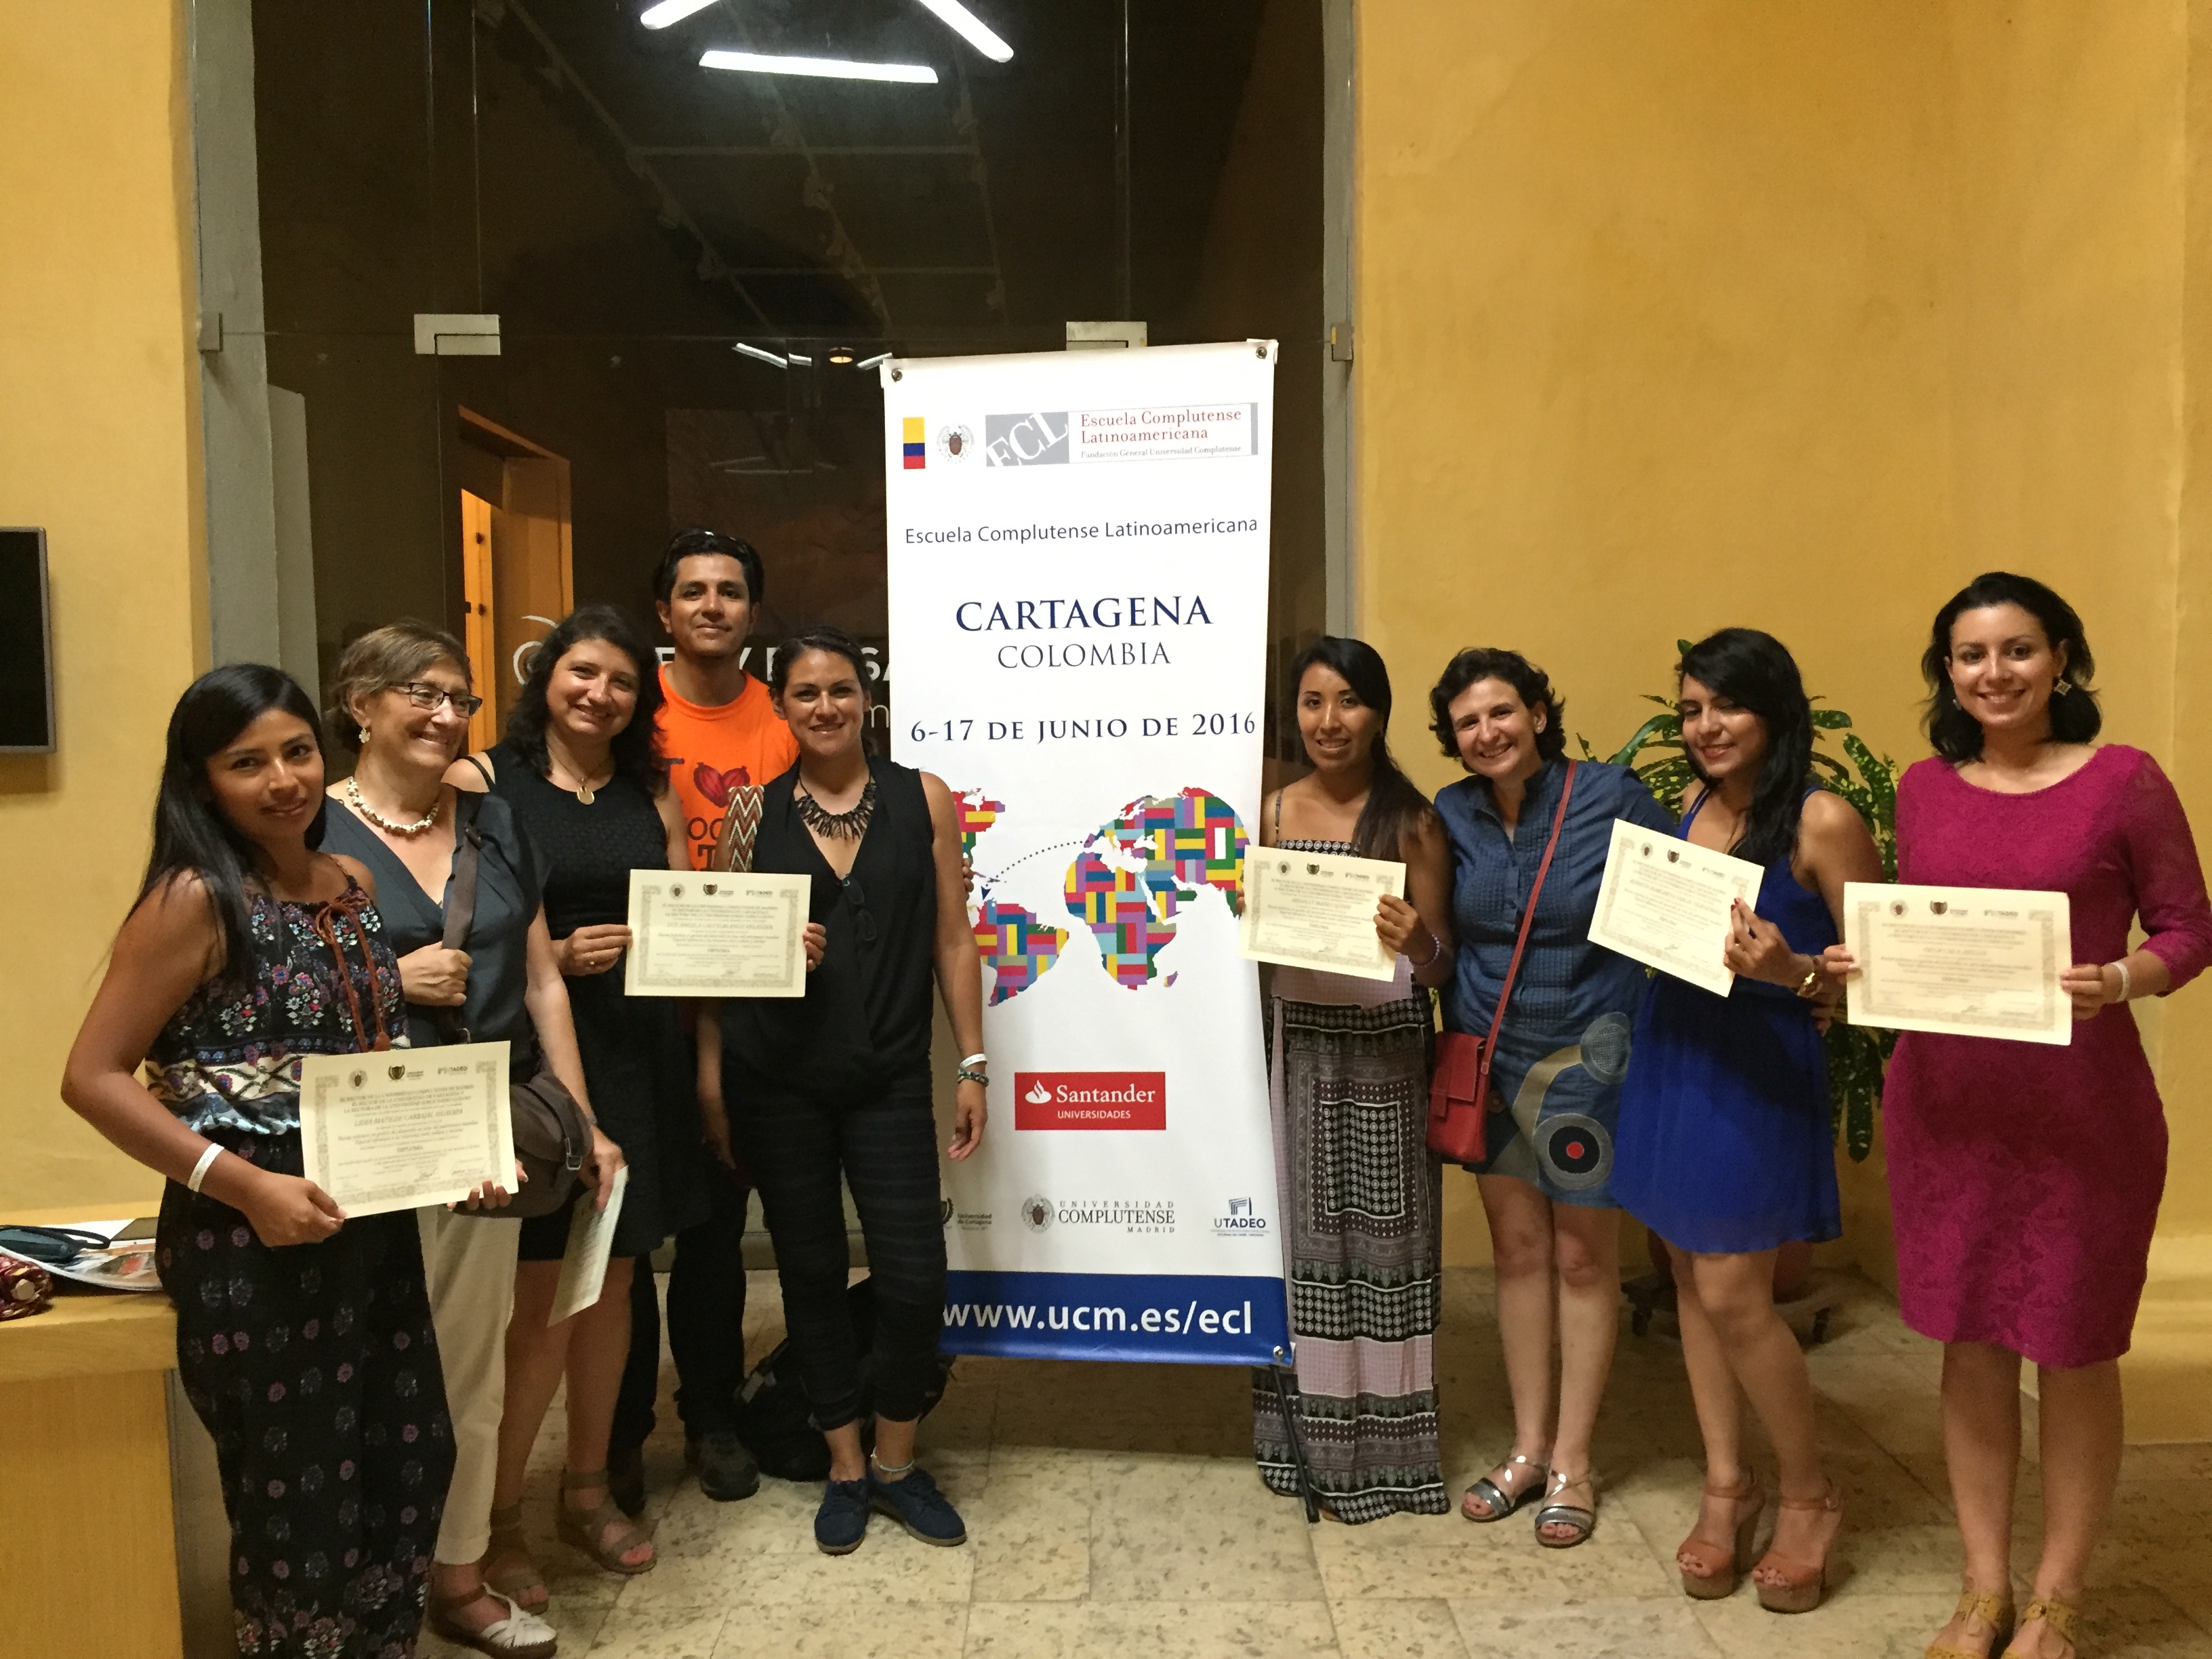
[1753,1479,1843,1614]
[2001,1597,2078,1658]
[1677,1471,1762,1599]
[483,1502,548,1613]
[557,1467,657,1575]
[1927,1585,2016,1658]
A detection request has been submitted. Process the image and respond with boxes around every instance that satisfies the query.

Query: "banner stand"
[1265,1347,1322,1525]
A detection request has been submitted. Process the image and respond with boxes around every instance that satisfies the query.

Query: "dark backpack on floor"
[736,1276,955,1481]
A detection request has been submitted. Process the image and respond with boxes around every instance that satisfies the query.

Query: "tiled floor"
[427,1270,2212,1658]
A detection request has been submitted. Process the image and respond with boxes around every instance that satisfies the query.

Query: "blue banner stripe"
[939,1270,1290,1364]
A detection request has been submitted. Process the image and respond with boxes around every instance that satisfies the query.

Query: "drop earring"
[2053,680,2072,698]
[358,724,372,742]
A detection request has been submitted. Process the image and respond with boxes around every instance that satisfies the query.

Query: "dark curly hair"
[502,606,667,797]
[1428,647,1568,764]
[1921,571,2101,761]
[1677,628,1814,868]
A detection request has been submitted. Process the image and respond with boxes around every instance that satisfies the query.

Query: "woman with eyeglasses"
[322,621,621,1659]
[61,665,448,1658]
[714,623,986,1557]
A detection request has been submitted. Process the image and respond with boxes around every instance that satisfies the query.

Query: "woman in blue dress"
[1430,649,1672,1547]
[1612,628,1882,1616]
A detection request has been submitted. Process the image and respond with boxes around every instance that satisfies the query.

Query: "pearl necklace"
[344,775,442,837]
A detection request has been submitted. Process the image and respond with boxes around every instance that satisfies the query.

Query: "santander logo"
[1014,1071,1166,1132]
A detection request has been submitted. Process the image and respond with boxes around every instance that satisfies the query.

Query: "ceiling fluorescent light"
[915,0,1012,62]
[731,342,789,368]
[856,350,895,370]
[700,49,938,84]
[785,350,814,366]
[640,0,717,28]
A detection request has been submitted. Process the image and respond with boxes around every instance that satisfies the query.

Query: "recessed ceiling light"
[828,346,855,365]
[731,342,789,368]
[700,49,938,85]
[640,0,717,28]
[915,0,1012,62]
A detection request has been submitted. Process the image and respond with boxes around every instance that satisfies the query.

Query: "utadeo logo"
[1013,1071,1166,1131]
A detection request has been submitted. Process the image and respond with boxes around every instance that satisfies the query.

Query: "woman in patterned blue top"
[1430,649,1671,1548]
[62,665,451,1659]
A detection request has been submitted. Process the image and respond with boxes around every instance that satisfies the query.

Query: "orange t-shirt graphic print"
[656,663,799,869]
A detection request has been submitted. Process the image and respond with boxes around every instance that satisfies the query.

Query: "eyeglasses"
[842,876,878,945]
[394,682,485,718]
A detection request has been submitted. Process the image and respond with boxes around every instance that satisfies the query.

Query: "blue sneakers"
[869,1465,968,1547]
[815,1477,872,1555]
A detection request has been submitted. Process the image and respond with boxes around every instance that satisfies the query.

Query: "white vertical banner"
[883,342,1289,1364]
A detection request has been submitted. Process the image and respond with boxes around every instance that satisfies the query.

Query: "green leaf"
[1677,639,1694,657]
[1808,708,1851,729]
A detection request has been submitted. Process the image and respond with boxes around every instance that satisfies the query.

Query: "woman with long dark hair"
[1251,636,1456,1521]
[458,605,707,1596]
[60,665,453,1658]
[1826,575,2212,1659]
[1612,628,1882,1614]
[1429,648,1671,1547]
[720,625,984,1555]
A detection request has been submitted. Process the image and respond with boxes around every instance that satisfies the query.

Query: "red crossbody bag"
[1427,759,1578,1163]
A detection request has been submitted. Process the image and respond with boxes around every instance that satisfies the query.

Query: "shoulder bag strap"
[1483,759,1579,1054]
[711,784,765,873]
[435,790,486,1043]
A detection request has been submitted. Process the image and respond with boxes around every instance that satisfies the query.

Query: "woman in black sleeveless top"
[719,625,987,1557]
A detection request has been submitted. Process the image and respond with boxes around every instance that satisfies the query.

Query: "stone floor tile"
[1310,1523,1674,1601]
[1690,1589,1954,1658]
[963,1460,1092,1601]
[1446,1594,1724,1658]
[1087,1453,1325,1601]
[1328,1598,1467,1659]
[585,1601,728,1659]
[713,1604,969,1658]
[965,1600,1340,1659]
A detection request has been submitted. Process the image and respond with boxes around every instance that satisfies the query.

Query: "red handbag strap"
[1481,759,1578,1058]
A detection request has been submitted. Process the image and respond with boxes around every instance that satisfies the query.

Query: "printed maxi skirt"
[1252,985,1447,1521]
[158,1128,453,1659]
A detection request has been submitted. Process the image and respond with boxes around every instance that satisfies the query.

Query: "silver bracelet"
[959,1051,987,1068]
[956,1067,989,1087]
[1412,929,1443,969]
[186,1143,223,1194]
[2113,959,2132,1003]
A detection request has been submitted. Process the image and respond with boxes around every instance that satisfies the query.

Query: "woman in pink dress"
[1828,573,2212,1659]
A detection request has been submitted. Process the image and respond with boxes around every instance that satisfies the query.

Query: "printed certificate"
[1238,846,1406,981]
[625,869,809,999]
[1587,818,1764,996]
[300,1042,514,1217]
[1843,882,2072,1045]
[550,1164,630,1325]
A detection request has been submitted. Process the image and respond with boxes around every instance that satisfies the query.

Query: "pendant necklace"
[344,775,442,837]
[794,775,877,840]
[550,762,612,806]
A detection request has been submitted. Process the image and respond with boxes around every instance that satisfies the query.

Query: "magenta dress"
[1886,745,2212,1368]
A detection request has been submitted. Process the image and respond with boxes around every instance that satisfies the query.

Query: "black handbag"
[441,788,593,1219]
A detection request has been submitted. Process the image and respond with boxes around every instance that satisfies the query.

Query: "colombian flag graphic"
[902,416,926,470]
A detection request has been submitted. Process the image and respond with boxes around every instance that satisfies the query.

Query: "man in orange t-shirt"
[611,527,796,1511]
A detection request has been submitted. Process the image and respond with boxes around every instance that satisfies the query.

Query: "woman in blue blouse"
[1430,649,1671,1547]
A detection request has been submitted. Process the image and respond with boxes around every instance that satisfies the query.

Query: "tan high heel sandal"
[557,1467,657,1575]
[2001,1597,2078,1658]
[1927,1586,2015,1659]
[1753,1479,1843,1614]
[1677,1471,1763,1599]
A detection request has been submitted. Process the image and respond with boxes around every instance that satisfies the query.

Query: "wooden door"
[459,489,499,750]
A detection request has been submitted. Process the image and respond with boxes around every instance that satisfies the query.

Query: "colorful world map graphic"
[962,786,1248,1002]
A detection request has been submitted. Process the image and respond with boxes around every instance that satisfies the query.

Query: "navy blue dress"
[1435,758,1673,1206]
[1612,792,1842,1253]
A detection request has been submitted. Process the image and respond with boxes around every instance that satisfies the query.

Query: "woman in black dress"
[462,606,707,1589]
[719,625,987,1556]
[61,665,451,1658]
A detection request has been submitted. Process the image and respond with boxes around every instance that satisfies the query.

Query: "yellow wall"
[1357,0,2211,1436]
[0,1,201,1215]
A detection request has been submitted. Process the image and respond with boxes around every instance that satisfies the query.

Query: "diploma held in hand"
[1843,881,2072,1045]
[550,1164,630,1324]
[1238,846,1406,981]
[1586,818,1763,996]
[300,1042,515,1216]
[625,869,809,998]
